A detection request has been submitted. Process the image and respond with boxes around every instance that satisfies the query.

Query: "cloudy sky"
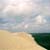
[0,0,50,33]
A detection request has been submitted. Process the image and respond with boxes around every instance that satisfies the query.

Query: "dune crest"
[0,30,46,50]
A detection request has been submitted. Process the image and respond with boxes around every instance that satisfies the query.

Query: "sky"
[0,0,50,33]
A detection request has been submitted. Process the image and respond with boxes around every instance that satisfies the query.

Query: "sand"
[0,30,46,50]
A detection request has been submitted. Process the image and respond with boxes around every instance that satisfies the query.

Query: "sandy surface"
[0,30,46,50]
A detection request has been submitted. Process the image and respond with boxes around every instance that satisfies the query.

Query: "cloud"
[34,15,47,24]
[0,15,50,33]
[0,0,50,17]
[1,0,32,17]
[0,0,49,17]
[40,0,50,16]
[0,0,50,33]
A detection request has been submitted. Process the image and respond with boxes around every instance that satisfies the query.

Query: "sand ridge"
[0,30,46,50]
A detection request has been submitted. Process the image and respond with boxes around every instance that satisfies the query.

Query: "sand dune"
[0,30,46,50]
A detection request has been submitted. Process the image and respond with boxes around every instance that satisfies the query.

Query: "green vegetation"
[31,33,50,50]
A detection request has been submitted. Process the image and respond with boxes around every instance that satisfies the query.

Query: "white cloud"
[0,0,50,17]
[24,24,29,29]
[35,15,47,24]
[2,0,32,17]
[40,6,50,16]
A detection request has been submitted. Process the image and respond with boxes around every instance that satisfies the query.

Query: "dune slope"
[0,30,46,50]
